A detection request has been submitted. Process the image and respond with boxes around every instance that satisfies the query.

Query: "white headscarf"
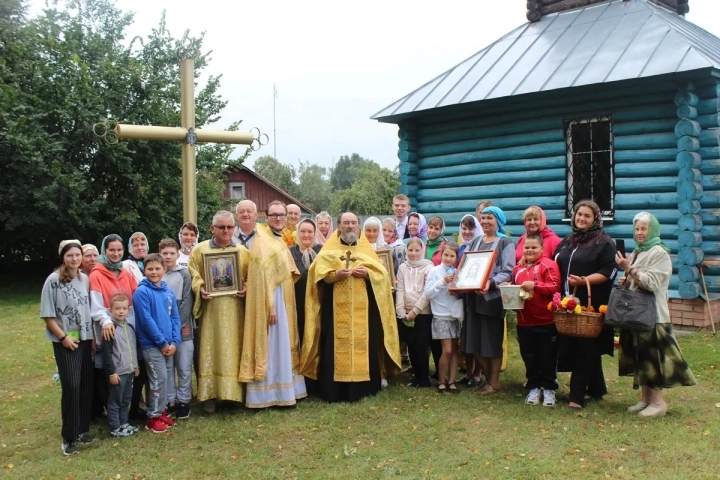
[363,216,387,250]
[459,214,482,247]
[178,222,200,255]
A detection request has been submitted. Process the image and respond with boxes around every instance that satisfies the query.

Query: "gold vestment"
[239,224,301,382]
[300,230,401,381]
[189,240,248,402]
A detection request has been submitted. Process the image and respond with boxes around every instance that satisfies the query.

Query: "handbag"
[604,280,657,332]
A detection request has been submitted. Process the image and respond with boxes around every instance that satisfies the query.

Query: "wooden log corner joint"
[527,0,689,23]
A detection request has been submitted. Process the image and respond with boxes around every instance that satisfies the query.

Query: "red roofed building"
[224,165,315,217]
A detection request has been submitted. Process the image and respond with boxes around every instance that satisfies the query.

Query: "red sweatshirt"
[512,257,560,327]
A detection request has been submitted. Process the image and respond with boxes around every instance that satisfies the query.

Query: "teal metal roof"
[372,0,720,123]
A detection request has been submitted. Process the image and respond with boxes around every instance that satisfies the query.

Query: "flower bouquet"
[548,279,605,338]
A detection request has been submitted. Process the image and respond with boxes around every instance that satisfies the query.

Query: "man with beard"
[300,212,401,402]
[240,201,307,407]
[233,199,259,249]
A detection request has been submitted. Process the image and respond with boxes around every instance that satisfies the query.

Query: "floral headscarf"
[99,234,124,271]
[567,200,611,249]
[406,212,428,240]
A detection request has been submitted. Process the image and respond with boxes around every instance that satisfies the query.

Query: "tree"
[329,153,374,191]
[295,161,331,214]
[330,163,400,215]
[252,155,298,197]
[0,0,243,262]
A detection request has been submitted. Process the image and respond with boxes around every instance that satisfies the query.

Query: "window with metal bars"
[565,117,614,219]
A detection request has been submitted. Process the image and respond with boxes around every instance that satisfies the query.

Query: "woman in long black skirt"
[554,200,618,410]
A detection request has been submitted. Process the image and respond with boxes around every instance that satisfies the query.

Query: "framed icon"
[375,249,396,290]
[449,250,497,292]
[203,251,242,297]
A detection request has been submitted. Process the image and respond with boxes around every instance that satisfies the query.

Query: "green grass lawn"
[1,278,719,479]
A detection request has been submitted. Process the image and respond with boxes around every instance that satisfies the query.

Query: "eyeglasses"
[213,225,234,230]
[267,214,287,219]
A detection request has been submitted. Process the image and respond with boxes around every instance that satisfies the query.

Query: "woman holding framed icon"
[461,206,515,395]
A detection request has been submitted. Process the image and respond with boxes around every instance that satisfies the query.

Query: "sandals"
[448,383,459,394]
[472,384,502,396]
[437,383,447,393]
[468,376,486,388]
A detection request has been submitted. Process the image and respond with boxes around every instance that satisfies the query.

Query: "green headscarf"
[634,212,670,253]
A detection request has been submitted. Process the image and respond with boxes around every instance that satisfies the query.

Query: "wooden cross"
[340,250,357,269]
[93,55,267,223]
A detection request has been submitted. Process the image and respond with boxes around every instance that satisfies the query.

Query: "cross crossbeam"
[340,250,357,269]
[94,57,267,223]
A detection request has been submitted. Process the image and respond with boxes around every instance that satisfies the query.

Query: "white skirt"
[245,286,307,408]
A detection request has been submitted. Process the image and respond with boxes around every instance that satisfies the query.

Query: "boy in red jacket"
[512,233,561,407]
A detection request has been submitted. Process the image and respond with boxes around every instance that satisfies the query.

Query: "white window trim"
[229,182,246,200]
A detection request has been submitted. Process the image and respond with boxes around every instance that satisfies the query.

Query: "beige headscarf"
[315,211,333,245]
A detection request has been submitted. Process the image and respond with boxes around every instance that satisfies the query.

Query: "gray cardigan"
[102,319,138,376]
[163,266,195,341]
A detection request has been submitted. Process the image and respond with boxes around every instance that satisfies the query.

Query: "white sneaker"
[121,423,138,434]
[525,388,541,405]
[542,389,556,407]
[380,379,388,389]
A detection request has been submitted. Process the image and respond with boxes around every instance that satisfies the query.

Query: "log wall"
[397,78,720,296]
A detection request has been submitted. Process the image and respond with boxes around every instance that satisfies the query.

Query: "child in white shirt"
[424,242,462,393]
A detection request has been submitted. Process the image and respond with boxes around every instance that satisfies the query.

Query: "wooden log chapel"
[373,0,720,329]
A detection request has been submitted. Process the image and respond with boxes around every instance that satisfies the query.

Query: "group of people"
[41,194,696,456]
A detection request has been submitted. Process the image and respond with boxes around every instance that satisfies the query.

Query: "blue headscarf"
[481,206,508,238]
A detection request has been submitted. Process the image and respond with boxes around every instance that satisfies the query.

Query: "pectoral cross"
[93,53,268,223]
[340,250,357,269]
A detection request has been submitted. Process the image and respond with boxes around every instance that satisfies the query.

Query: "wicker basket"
[553,278,604,338]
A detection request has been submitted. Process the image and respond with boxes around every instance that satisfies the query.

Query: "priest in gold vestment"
[300,212,401,402]
[189,210,248,412]
[240,201,307,407]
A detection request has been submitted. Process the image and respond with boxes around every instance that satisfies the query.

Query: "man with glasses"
[188,210,248,413]
[300,212,401,402]
[240,201,307,408]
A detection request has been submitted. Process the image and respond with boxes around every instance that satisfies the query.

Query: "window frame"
[564,116,615,221]
[229,182,246,200]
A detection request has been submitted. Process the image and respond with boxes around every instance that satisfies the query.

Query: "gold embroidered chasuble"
[300,230,401,382]
[239,224,301,382]
[189,239,249,402]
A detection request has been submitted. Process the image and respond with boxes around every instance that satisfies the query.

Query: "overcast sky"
[32,0,720,171]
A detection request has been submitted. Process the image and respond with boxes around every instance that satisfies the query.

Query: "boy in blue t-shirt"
[133,253,181,433]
